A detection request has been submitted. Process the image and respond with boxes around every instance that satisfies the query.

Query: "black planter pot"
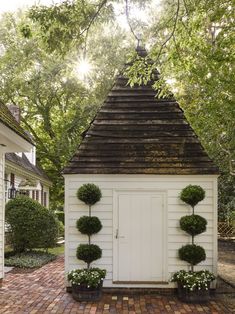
[177,284,210,303]
[71,283,103,301]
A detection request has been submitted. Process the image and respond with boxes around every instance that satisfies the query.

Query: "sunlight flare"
[75,58,92,80]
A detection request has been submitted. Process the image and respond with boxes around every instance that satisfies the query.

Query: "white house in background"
[5,153,51,208]
[0,102,33,285]
[63,47,219,290]
[4,104,51,208]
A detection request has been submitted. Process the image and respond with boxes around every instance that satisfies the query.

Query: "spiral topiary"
[179,244,206,265]
[180,185,205,208]
[76,244,102,266]
[77,183,102,206]
[77,216,102,235]
[180,215,207,236]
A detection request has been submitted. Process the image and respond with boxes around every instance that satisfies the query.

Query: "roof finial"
[136,34,147,57]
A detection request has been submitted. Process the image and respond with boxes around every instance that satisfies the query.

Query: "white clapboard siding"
[64,174,218,288]
[0,154,4,279]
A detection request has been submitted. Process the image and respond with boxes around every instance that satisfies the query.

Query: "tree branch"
[125,0,139,43]
[79,0,108,37]
[155,0,180,63]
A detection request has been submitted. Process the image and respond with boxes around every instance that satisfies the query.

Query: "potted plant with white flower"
[172,185,216,303]
[67,184,106,301]
[171,270,215,302]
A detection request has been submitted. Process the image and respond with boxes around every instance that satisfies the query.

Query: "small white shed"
[63,47,219,289]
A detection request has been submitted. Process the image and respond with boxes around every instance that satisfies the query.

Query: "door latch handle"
[115,229,125,239]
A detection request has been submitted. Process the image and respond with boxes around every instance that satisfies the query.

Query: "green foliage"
[28,0,111,54]
[76,184,103,270]
[57,220,65,237]
[68,268,106,288]
[4,251,56,268]
[179,244,206,266]
[146,0,234,211]
[55,211,64,225]
[218,175,235,222]
[125,52,155,86]
[77,184,102,206]
[180,215,207,236]
[5,196,59,252]
[77,216,102,235]
[20,24,32,38]
[76,244,102,265]
[180,185,205,207]
[0,12,128,209]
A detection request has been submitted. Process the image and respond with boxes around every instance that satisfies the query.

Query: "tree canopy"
[0,0,234,215]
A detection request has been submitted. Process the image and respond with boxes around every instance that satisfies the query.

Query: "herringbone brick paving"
[0,256,232,313]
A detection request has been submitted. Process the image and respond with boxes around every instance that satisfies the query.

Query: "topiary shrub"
[180,185,205,208]
[5,195,59,252]
[179,244,206,265]
[75,183,104,271]
[180,215,207,236]
[178,185,208,272]
[76,244,102,267]
[77,216,102,235]
[77,184,102,206]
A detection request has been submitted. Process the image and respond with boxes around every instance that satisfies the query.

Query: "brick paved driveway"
[0,256,232,313]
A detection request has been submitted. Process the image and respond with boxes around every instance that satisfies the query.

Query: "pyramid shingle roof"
[63,48,219,175]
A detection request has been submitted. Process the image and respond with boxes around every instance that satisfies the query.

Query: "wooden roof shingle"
[63,47,219,175]
[0,103,33,144]
[6,153,51,182]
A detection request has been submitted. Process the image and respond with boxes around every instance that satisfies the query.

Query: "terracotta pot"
[71,283,103,301]
[177,284,210,303]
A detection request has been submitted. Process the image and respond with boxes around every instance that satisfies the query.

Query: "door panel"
[116,191,165,282]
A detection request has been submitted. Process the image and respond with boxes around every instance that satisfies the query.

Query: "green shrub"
[180,215,207,236]
[5,196,59,252]
[55,211,64,224]
[77,183,102,206]
[179,244,206,265]
[4,251,56,268]
[76,216,102,235]
[58,220,65,237]
[180,185,205,207]
[76,244,102,265]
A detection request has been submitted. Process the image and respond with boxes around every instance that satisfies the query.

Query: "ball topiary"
[76,244,102,265]
[77,183,102,206]
[179,244,206,265]
[180,215,207,236]
[76,216,102,235]
[180,185,205,207]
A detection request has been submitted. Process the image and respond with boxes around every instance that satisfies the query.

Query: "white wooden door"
[114,191,166,283]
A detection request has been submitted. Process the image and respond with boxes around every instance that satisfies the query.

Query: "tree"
[126,0,235,214]
[1,0,233,214]
[146,0,235,215]
[0,11,130,208]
